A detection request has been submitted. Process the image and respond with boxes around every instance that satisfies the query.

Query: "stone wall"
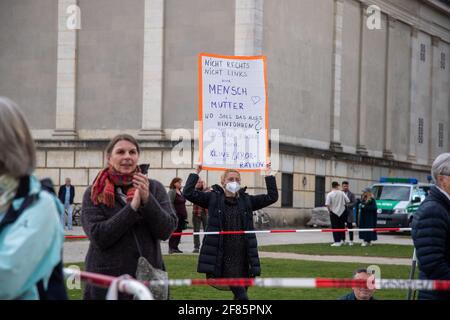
[34,145,431,227]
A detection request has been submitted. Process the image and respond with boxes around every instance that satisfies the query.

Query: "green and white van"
[371,177,432,228]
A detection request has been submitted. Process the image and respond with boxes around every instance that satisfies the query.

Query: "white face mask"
[225,181,241,194]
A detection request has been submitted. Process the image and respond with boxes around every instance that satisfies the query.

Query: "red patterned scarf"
[91,166,139,208]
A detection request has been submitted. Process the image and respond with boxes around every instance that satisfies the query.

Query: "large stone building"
[0,0,449,226]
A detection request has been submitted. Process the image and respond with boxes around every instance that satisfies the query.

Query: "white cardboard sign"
[198,53,268,171]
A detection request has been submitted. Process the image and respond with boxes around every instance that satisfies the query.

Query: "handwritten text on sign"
[199,54,268,171]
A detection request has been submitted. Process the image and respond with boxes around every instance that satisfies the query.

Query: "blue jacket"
[0,176,65,299]
[412,186,450,300]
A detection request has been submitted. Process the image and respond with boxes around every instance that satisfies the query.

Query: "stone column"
[139,0,165,139]
[356,3,368,155]
[383,17,396,160]
[407,27,419,162]
[330,0,345,152]
[53,0,78,139]
[234,0,264,55]
[234,0,265,179]
[429,36,441,163]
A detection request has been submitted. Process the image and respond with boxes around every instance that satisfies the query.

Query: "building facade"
[0,0,449,226]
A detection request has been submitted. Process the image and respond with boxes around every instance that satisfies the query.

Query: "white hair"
[431,153,450,185]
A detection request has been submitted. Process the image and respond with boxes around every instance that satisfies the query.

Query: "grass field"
[65,255,414,300]
[258,243,414,258]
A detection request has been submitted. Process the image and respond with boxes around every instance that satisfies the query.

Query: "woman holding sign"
[183,163,278,300]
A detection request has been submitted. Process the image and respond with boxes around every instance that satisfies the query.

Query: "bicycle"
[253,209,272,230]
[64,203,82,227]
[72,203,82,226]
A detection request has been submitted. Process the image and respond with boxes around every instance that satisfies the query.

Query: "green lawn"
[259,243,414,259]
[64,238,88,242]
[65,255,414,300]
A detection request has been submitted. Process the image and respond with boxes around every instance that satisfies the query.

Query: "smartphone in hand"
[139,163,150,175]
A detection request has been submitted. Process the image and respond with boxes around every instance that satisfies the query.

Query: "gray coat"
[344,191,356,223]
[81,179,178,300]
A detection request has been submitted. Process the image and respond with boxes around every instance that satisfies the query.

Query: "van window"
[418,186,431,196]
[281,173,293,208]
[412,188,427,201]
[373,186,410,201]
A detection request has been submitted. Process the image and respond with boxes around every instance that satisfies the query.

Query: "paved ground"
[258,252,412,266]
[64,227,413,264]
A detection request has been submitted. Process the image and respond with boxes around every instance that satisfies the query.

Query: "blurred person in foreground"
[412,153,450,300]
[0,97,65,300]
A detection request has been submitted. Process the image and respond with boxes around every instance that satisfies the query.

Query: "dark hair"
[342,181,349,185]
[332,181,340,188]
[353,268,368,277]
[105,134,140,155]
[170,177,182,189]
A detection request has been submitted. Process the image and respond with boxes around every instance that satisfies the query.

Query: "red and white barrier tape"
[170,227,412,237]
[63,268,450,291]
[65,227,411,239]
[141,278,450,291]
[63,268,153,300]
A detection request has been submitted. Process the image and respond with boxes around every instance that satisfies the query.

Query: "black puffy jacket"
[183,173,278,277]
[412,186,450,300]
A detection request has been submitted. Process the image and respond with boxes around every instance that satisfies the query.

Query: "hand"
[133,173,150,205]
[195,164,203,174]
[265,161,275,176]
[130,189,140,211]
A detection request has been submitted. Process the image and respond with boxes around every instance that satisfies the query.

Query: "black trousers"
[330,212,347,243]
[230,286,248,300]
[346,221,354,241]
[169,219,184,250]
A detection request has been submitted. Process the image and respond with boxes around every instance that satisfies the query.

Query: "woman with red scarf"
[81,134,177,300]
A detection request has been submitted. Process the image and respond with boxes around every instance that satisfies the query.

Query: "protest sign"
[198,53,268,171]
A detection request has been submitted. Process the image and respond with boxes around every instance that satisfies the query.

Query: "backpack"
[0,176,68,300]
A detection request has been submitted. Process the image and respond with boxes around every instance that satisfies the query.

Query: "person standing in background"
[192,179,208,253]
[358,187,378,246]
[342,181,356,246]
[58,178,75,230]
[168,177,188,254]
[326,181,350,247]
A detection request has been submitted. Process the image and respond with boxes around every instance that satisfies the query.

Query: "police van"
[371,177,432,228]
